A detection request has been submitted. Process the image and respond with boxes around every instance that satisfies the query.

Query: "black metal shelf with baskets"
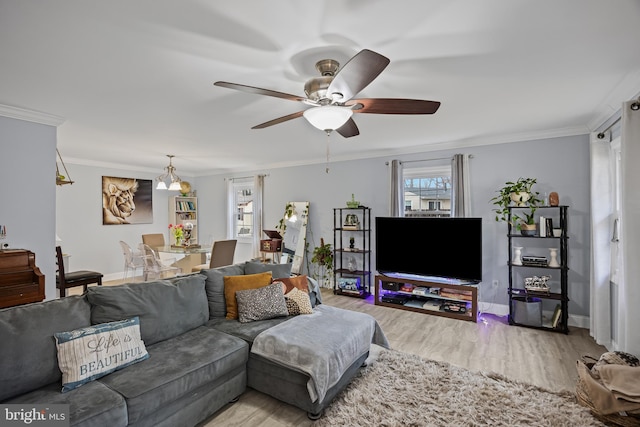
[507,205,569,334]
[333,207,371,298]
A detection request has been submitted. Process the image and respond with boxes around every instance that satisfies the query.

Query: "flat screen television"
[375,216,482,283]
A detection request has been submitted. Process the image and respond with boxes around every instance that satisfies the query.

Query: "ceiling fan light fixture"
[303,105,353,131]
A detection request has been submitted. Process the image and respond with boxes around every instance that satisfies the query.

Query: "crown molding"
[587,70,640,131]
[0,104,65,126]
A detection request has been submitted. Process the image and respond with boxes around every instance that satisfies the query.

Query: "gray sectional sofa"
[0,261,386,426]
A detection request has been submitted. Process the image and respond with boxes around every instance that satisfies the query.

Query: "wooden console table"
[374,275,478,322]
[0,249,45,308]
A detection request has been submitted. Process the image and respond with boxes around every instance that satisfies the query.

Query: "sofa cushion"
[223,271,272,320]
[55,317,149,392]
[207,316,291,344]
[86,274,208,345]
[277,275,309,294]
[236,282,288,323]
[244,261,292,279]
[284,287,313,315]
[4,380,127,427]
[201,264,246,319]
[98,325,248,425]
[279,275,321,307]
[0,296,91,402]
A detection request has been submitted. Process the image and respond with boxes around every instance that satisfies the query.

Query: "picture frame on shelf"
[343,214,360,230]
[338,277,361,294]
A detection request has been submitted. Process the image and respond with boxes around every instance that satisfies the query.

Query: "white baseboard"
[478,301,590,330]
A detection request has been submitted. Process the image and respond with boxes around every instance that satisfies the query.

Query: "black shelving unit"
[507,205,569,334]
[333,207,371,298]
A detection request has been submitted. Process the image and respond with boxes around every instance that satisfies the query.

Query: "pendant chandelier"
[155,154,182,190]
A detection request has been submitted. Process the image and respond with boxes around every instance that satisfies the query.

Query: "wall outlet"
[1,242,10,249]
[492,280,499,287]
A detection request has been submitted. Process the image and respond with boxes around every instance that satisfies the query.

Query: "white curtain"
[389,159,404,217]
[451,153,471,217]
[252,175,264,259]
[226,179,234,239]
[589,131,612,347]
[620,100,640,355]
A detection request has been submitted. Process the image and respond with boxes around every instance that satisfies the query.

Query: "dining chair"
[119,241,147,281]
[141,233,165,248]
[192,239,237,272]
[56,246,103,297]
[139,243,182,280]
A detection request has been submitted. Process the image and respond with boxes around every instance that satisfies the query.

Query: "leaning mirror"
[279,201,309,275]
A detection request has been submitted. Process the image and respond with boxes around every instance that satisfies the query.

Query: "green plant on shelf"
[310,238,333,288]
[490,177,542,229]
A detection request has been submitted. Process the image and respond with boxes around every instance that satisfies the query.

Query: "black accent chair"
[56,246,103,297]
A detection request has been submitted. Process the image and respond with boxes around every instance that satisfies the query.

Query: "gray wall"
[0,115,57,300]
[49,133,591,320]
[55,164,196,277]
[194,134,591,319]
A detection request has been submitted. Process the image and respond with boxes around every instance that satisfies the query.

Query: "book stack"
[551,304,562,328]
[522,255,548,266]
[539,216,554,237]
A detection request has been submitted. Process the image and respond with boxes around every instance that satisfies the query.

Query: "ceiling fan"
[214,49,441,138]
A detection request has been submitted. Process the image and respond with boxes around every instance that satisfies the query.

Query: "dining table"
[155,245,212,273]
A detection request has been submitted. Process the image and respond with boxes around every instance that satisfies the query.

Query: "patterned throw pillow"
[277,275,310,294]
[235,282,288,323]
[284,287,313,315]
[223,271,273,319]
[54,317,149,392]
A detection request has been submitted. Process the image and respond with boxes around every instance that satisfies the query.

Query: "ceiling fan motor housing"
[304,59,341,103]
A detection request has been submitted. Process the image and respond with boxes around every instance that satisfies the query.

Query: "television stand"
[374,275,478,322]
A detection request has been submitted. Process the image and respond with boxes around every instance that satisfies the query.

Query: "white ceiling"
[2,0,640,175]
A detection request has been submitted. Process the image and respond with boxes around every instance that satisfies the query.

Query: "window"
[403,166,451,217]
[232,180,254,239]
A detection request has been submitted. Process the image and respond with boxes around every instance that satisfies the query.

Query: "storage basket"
[512,296,542,327]
[575,358,640,427]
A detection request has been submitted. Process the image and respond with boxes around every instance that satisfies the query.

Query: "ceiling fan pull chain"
[325,130,331,173]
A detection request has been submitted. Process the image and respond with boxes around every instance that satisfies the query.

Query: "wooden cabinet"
[0,249,45,308]
[374,275,478,322]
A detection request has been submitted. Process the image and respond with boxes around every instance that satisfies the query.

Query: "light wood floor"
[74,281,607,427]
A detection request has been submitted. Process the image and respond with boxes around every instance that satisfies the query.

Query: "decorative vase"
[520,223,536,236]
[176,237,182,246]
[348,256,357,272]
[548,248,559,267]
[510,192,531,206]
[513,247,523,265]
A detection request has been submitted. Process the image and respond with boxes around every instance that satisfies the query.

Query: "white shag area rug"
[316,348,604,427]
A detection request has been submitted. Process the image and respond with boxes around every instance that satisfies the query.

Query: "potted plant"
[310,238,333,287]
[490,178,542,235]
[276,202,295,236]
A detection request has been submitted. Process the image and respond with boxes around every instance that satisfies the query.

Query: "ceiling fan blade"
[214,81,307,102]
[251,111,305,129]
[335,118,360,138]
[327,49,390,102]
[348,98,441,115]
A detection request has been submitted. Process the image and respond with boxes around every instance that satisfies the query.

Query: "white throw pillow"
[54,317,149,392]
